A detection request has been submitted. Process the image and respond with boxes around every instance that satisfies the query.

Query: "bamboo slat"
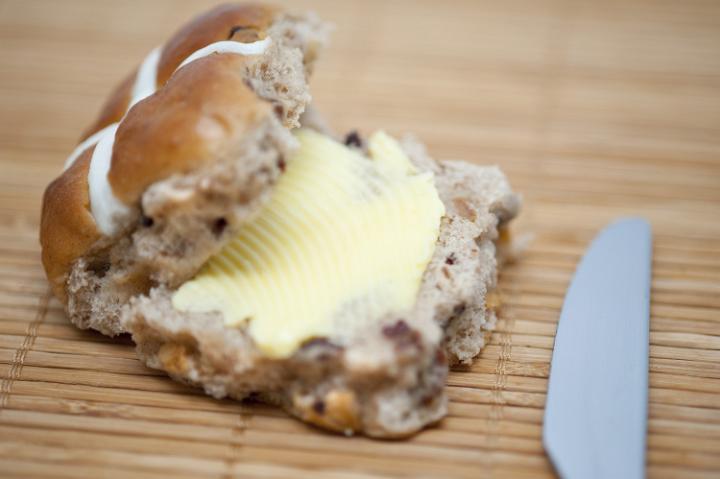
[0,0,719,477]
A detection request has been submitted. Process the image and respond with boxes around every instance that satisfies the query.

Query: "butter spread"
[172,129,445,357]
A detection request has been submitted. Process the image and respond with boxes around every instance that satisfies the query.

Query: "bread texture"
[41,4,328,335]
[123,136,519,437]
[40,3,520,437]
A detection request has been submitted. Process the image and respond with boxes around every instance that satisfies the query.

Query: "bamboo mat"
[1,0,719,477]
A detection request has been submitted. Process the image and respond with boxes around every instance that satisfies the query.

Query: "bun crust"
[109,54,272,204]
[80,70,135,142]
[40,151,100,301]
[81,4,277,141]
[41,3,325,316]
[157,3,277,86]
[39,3,519,437]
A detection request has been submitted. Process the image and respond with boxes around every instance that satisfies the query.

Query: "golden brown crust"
[157,3,277,86]
[80,69,135,142]
[78,4,277,143]
[41,53,273,304]
[293,389,362,434]
[40,150,101,301]
[109,54,272,204]
[41,4,283,305]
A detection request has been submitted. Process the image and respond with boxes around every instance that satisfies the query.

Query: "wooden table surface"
[1,0,719,477]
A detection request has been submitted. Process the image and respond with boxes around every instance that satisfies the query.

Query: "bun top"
[80,4,278,141]
[40,3,301,301]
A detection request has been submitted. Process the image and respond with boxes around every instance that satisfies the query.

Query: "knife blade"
[543,218,652,479]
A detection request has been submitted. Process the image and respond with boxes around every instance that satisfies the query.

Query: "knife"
[543,218,652,479]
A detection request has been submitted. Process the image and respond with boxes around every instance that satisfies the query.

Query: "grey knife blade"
[543,218,652,479]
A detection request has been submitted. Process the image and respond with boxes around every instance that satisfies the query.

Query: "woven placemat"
[1,0,719,477]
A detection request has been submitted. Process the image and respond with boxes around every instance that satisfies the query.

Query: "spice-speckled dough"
[40,3,519,437]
